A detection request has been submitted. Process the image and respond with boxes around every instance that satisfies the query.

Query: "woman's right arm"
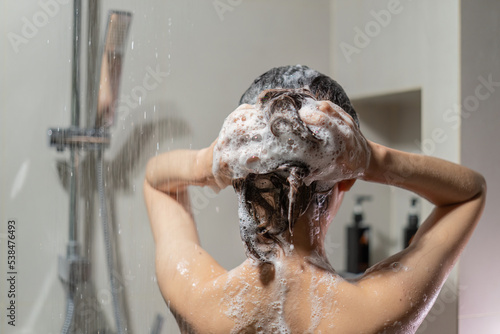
[363,141,486,259]
[318,101,485,270]
[357,140,486,328]
[364,141,486,209]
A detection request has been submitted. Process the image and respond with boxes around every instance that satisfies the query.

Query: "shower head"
[105,11,132,56]
[95,11,132,128]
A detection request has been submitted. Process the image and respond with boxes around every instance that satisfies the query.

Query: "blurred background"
[1,0,499,333]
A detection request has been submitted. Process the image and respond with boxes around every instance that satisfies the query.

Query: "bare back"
[179,254,429,334]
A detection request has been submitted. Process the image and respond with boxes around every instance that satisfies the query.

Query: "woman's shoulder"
[182,258,424,333]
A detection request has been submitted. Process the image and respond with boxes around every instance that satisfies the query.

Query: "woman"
[144,66,485,333]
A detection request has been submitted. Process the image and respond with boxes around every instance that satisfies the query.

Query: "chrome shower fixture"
[47,4,133,334]
[95,11,132,128]
[48,11,132,151]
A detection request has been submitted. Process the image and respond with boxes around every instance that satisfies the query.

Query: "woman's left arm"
[145,140,218,195]
[143,141,227,315]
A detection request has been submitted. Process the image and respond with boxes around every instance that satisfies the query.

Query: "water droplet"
[287,138,294,145]
[131,41,134,50]
[144,111,147,119]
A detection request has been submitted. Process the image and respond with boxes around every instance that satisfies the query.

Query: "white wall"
[0,1,330,333]
[330,0,461,332]
[459,1,500,333]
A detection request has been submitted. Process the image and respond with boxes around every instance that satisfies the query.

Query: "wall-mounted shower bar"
[68,0,82,255]
[71,0,81,128]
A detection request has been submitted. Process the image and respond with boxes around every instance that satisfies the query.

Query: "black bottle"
[404,198,419,248]
[346,195,372,274]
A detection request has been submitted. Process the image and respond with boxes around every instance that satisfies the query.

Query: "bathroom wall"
[330,0,461,332]
[0,0,330,333]
[459,1,500,332]
[3,1,496,333]
[330,1,500,333]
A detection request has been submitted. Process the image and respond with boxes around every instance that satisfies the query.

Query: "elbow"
[480,173,487,192]
[467,173,487,219]
[145,156,163,191]
[145,157,155,185]
[476,173,487,200]
[143,179,154,203]
[143,178,151,193]
[479,177,487,212]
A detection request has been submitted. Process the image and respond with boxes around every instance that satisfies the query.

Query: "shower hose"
[96,149,126,334]
[61,150,162,334]
[60,293,75,334]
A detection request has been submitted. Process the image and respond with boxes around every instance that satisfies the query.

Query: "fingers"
[299,101,356,130]
[321,101,357,126]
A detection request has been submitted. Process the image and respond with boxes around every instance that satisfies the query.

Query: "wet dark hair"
[234,66,357,262]
[233,88,332,262]
[239,64,359,126]
[260,88,323,144]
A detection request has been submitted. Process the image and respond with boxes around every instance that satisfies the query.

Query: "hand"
[299,101,371,181]
[211,101,371,189]
[211,104,261,189]
[197,139,231,191]
[210,138,233,191]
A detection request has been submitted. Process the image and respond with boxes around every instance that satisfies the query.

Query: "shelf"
[328,89,423,270]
